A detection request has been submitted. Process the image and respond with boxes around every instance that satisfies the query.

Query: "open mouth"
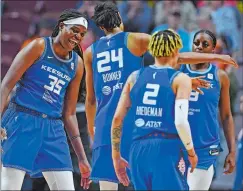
[68,39,78,48]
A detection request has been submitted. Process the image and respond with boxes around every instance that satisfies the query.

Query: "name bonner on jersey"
[102,71,121,83]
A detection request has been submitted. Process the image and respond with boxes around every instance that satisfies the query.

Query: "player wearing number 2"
[111,29,198,190]
[180,30,236,190]
[84,2,238,190]
[1,9,91,190]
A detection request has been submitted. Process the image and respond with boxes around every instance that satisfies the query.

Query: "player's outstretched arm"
[111,73,135,187]
[84,46,96,141]
[177,52,238,68]
[173,73,198,172]
[0,38,44,116]
[127,33,238,69]
[63,56,91,189]
[218,69,236,174]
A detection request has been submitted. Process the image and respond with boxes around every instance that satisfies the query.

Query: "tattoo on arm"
[112,126,122,152]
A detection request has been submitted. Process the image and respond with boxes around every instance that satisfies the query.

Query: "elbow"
[63,110,75,120]
[221,112,232,122]
[85,96,96,106]
[174,119,189,129]
[112,116,123,127]
[1,84,10,96]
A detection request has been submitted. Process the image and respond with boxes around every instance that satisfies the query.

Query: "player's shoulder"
[127,32,151,43]
[84,45,93,59]
[26,37,45,51]
[175,72,191,84]
[217,68,228,78]
[217,68,230,86]
[20,37,45,59]
[129,70,140,82]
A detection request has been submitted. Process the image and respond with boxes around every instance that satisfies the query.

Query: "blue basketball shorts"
[129,135,188,190]
[1,105,73,178]
[183,144,222,170]
[91,144,131,183]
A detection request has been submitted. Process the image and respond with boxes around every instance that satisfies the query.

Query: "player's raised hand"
[219,55,238,68]
[188,153,198,173]
[223,152,236,174]
[0,128,7,141]
[191,76,211,95]
[79,160,92,190]
[113,157,130,186]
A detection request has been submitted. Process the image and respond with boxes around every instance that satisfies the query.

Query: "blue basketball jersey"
[91,32,143,148]
[129,65,181,140]
[180,64,221,149]
[12,37,78,118]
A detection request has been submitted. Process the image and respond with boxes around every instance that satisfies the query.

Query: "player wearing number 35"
[0,9,91,190]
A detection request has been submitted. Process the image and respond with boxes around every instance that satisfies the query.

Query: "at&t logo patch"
[102,86,111,95]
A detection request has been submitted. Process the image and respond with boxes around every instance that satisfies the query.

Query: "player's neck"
[154,57,174,68]
[52,37,70,60]
[190,63,210,71]
[105,27,122,36]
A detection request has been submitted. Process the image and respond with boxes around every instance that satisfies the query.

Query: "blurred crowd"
[1,0,243,190]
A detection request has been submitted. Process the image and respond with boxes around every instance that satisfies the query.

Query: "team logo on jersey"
[135,118,145,127]
[71,62,74,70]
[102,86,112,95]
[207,73,213,79]
[153,72,157,79]
[177,157,186,176]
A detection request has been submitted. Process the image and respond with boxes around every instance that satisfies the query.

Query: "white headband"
[63,17,88,29]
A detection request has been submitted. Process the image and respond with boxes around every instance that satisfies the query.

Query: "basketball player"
[1,9,91,190]
[180,30,236,190]
[111,29,197,190]
[84,2,238,190]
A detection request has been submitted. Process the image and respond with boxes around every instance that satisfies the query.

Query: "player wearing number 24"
[0,9,91,190]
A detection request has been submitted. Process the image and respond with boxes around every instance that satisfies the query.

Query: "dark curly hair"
[92,1,121,32]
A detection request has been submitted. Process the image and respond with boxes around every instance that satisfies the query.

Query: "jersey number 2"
[44,75,65,95]
[97,48,123,73]
[143,84,160,105]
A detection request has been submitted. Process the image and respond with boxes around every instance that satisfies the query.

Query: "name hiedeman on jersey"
[136,106,163,117]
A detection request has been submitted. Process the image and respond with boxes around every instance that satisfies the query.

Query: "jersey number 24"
[97,48,123,73]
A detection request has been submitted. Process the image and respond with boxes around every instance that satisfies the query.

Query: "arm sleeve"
[174,99,194,150]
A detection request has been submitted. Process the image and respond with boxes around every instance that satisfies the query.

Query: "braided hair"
[149,29,183,57]
[51,9,88,103]
[92,1,121,32]
[193,30,217,48]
